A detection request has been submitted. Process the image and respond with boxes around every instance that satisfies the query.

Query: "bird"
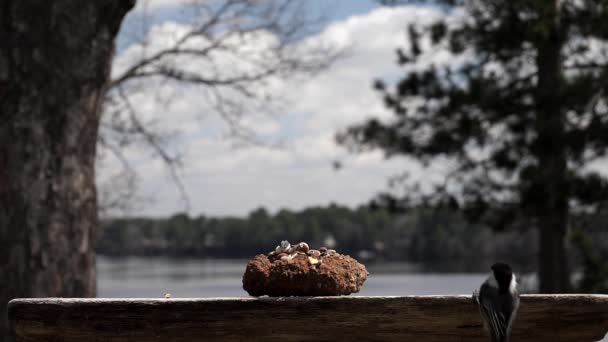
[473,262,520,342]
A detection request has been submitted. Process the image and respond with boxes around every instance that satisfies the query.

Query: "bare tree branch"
[98,0,340,213]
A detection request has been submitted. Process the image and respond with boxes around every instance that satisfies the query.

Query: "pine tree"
[338,0,608,292]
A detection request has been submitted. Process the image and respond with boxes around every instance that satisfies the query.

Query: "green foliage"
[573,228,608,293]
[97,205,543,272]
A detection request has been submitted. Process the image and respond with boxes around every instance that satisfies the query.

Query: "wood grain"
[8,295,608,341]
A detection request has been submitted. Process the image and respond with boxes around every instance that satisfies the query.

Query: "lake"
[97,255,489,298]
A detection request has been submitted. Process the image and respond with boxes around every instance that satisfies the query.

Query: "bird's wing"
[478,284,508,341]
[506,290,520,331]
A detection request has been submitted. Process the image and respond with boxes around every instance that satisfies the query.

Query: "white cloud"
[101,5,451,217]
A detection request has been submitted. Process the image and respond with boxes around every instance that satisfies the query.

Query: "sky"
[99,0,449,218]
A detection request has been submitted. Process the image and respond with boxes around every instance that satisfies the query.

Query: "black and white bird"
[474,262,520,342]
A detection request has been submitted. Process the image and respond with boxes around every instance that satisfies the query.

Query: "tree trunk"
[533,1,571,293]
[0,1,134,340]
[538,218,570,293]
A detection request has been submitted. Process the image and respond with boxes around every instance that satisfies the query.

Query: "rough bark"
[534,1,571,293]
[0,1,134,340]
[8,295,608,341]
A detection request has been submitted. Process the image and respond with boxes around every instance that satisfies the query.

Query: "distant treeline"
[96,204,576,272]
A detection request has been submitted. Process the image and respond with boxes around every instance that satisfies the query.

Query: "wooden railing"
[8,295,608,341]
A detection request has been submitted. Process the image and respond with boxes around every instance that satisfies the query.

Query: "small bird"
[473,262,520,342]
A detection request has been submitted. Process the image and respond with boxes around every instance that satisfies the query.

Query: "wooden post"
[8,295,608,341]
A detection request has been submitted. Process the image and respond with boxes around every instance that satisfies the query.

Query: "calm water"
[97,256,488,298]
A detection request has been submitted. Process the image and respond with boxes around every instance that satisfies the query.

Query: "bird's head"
[491,262,513,292]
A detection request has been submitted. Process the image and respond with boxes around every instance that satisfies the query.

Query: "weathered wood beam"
[8,295,608,341]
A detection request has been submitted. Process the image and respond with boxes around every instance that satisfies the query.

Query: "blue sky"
[101,1,448,217]
[308,0,380,21]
